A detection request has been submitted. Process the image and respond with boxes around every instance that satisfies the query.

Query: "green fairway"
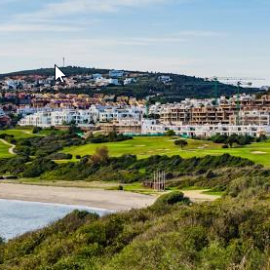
[63,136,270,167]
[202,141,270,167]
[63,136,221,159]
[0,140,13,158]
[0,129,37,140]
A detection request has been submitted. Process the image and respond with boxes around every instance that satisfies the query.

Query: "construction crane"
[207,77,265,125]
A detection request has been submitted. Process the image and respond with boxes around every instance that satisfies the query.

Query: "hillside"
[0,66,260,102]
[1,156,270,269]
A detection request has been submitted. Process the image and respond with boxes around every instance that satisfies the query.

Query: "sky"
[0,0,269,86]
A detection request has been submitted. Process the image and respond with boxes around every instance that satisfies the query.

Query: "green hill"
[1,157,270,269]
[0,66,260,102]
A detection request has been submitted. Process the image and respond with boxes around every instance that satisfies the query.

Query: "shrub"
[118,185,124,190]
[175,139,188,148]
[165,130,176,136]
[32,127,42,134]
[48,153,73,160]
[154,191,190,206]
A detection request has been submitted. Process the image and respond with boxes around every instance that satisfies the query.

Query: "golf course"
[1,129,270,167]
[62,136,270,167]
[0,129,42,139]
[0,140,13,158]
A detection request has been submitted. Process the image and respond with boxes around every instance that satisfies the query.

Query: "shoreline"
[0,183,156,211]
[0,198,113,215]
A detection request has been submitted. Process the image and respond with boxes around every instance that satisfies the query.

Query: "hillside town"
[1,69,270,138]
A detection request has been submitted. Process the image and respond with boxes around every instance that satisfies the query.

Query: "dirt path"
[182,190,221,202]
[0,183,156,211]
[0,139,16,155]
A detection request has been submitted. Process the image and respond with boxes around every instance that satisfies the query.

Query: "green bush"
[154,191,190,206]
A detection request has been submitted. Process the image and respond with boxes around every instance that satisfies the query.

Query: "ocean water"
[0,199,111,240]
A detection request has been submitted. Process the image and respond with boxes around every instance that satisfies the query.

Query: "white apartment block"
[142,120,270,138]
[18,106,143,127]
[98,107,143,123]
[18,109,98,127]
[18,111,52,128]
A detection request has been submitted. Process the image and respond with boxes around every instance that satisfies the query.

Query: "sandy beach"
[0,183,156,211]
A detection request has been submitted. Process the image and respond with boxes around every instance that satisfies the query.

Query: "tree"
[175,139,188,149]
[165,130,176,136]
[226,134,239,148]
[90,146,109,164]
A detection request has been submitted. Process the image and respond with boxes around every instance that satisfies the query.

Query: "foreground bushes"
[2,188,270,269]
[154,191,190,206]
[0,153,254,184]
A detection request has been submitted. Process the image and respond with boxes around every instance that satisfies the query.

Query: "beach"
[0,183,156,211]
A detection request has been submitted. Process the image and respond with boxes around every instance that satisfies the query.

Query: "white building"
[18,111,52,128]
[141,120,270,138]
[158,76,172,84]
[109,70,124,78]
[18,106,143,127]
[98,107,143,123]
[18,108,99,127]
[124,78,137,85]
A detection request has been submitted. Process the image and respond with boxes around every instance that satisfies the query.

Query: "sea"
[0,199,111,240]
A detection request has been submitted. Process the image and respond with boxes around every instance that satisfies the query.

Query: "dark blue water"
[0,199,111,240]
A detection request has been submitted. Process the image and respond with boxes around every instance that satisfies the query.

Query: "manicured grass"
[202,190,225,196]
[63,136,220,160]
[0,140,13,158]
[63,136,270,167]
[0,129,38,140]
[199,141,270,167]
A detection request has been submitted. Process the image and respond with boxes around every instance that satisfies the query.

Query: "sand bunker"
[252,151,267,155]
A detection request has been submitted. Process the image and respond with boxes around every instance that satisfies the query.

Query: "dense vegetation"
[209,134,267,148]
[86,132,132,144]
[1,160,270,269]
[14,129,82,157]
[2,128,270,269]
[0,127,131,158]
[0,148,253,183]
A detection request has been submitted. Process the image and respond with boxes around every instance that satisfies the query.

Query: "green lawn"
[0,129,37,140]
[0,140,13,158]
[63,137,220,159]
[63,136,270,167]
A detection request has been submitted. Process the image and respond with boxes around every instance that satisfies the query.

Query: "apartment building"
[159,106,190,124]
[18,109,98,127]
[18,106,143,127]
[98,107,143,123]
[142,120,270,138]
[98,120,142,135]
[190,106,233,125]
[229,111,270,126]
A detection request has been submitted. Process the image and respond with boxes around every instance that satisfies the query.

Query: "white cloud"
[18,0,173,20]
[175,30,228,38]
[0,24,80,32]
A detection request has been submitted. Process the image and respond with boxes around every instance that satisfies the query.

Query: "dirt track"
[182,190,221,202]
